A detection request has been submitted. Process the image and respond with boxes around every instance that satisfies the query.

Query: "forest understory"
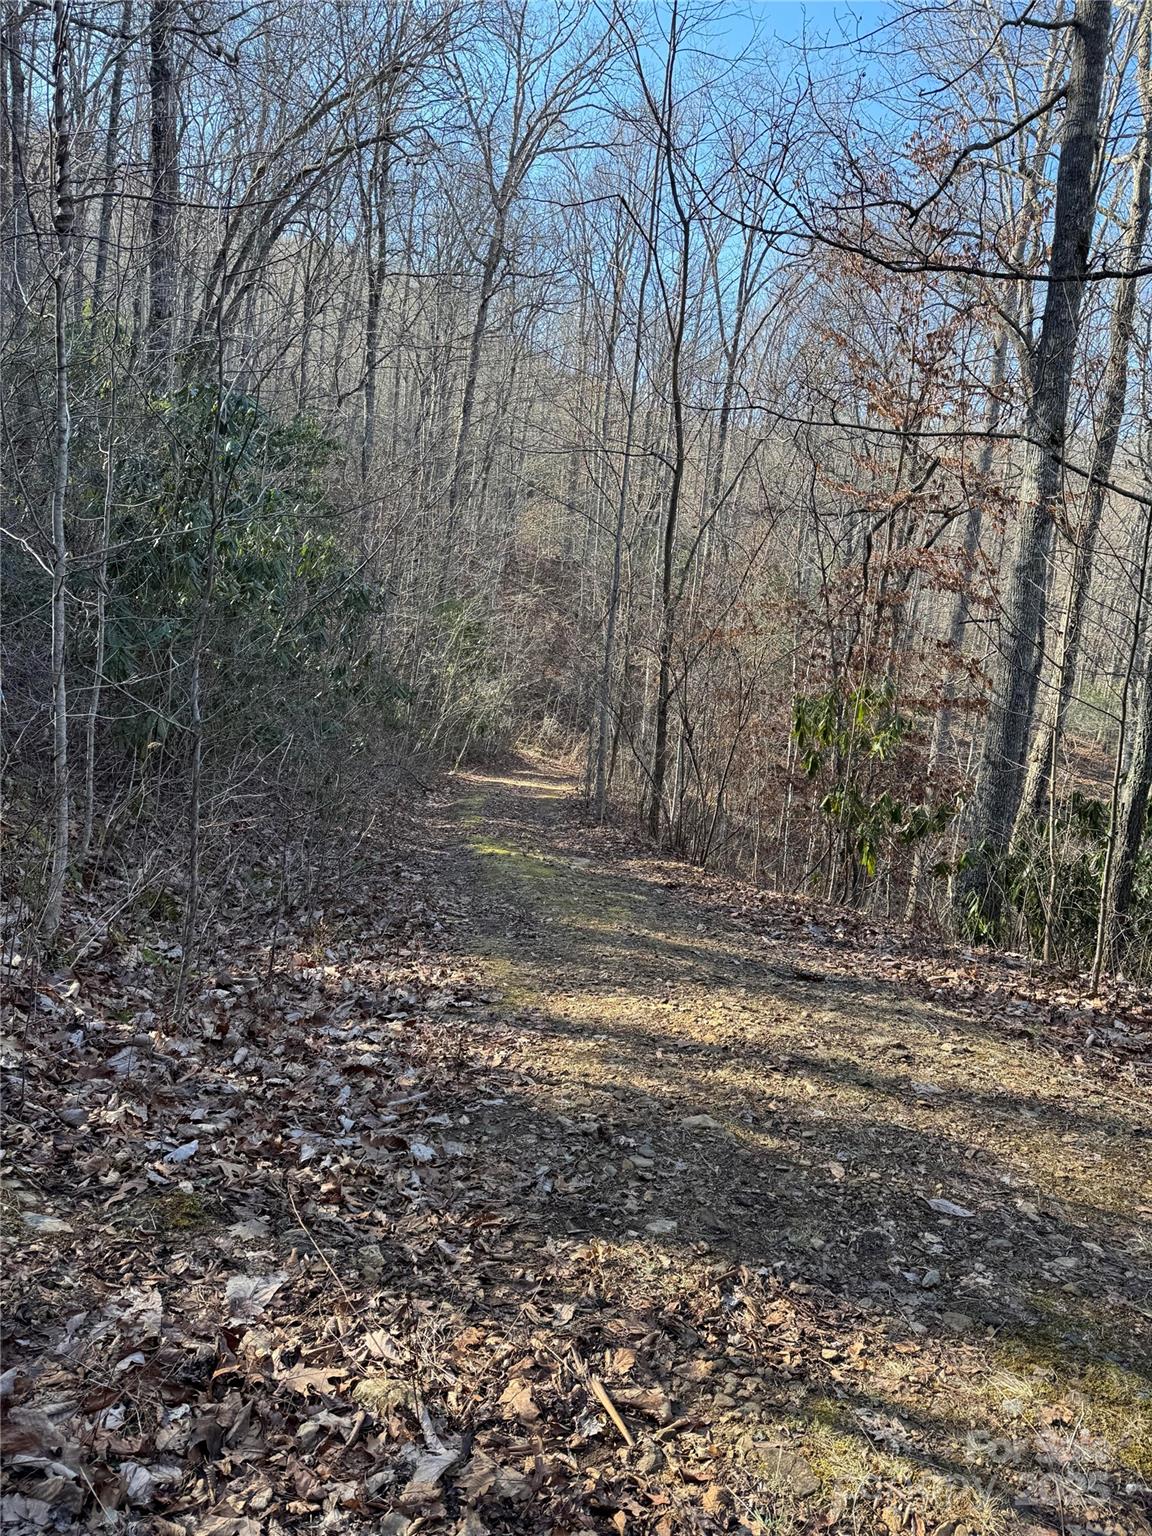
[3,756,1150,1536]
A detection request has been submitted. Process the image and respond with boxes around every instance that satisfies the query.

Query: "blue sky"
[704,2,893,67]
[744,1,887,16]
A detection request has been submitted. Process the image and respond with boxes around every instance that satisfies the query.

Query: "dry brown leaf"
[498,1378,540,1423]
[614,1385,673,1424]
[278,1365,347,1396]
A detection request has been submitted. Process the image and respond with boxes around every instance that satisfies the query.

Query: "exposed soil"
[3,755,1150,1536]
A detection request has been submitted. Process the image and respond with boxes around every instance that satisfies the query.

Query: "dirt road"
[432,757,1152,1534]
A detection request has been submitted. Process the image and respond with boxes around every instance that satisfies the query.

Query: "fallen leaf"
[702,1484,728,1514]
[610,1347,637,1376]
[498,1379,540,1423]
[227,1217,271,1241]
[226,1271,288,1319]
[279,1365,348,1396]
[926,1197,975,1218]
[0,1494,54,1528]
[362,1327,405,1362]
[119,1462,181,1507]
[399,1406,460,1507]
[615,1384,673,1424]
[20,1213,73,1235]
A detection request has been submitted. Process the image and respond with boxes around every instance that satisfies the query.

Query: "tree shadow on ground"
[416,763,1152,1531]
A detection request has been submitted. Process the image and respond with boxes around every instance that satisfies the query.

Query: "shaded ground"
[2,755,1150,1536]
[436,757,1152,1535]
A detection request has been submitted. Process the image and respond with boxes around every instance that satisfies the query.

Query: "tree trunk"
[1109,641,1152,947]
[1092,501,1152,987]
[595,212,653,820]
[647,17,692,842]
[1020,15,1151,824]
[647,346,687,841]
[172,390,223,1025]
[92,0,132,312]
[362,140,391,482]
[80,372,117,864]
[3,0,33,479]
[959,0,1112,925]
[937,331,1009,765]
[2,1,29,323]
[444,221,505,556]
[147,0,179,383]
[41,0,75,945]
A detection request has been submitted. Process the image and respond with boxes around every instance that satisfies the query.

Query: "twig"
[554,1345,635,1448]
[284,1178,361,1314]
[587,1374,635,1448]
[653,1416,693,1441]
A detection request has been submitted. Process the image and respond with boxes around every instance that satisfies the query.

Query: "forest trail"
[5,759,1151,1536]
[429,755,1152,1530]
[10,0,1152,1528]
[442,756,1148,1292]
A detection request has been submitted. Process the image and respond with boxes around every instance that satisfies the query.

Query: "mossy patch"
[991,1333,1152,1479]
[789,1398,882,1488]
[761,1396,1002,1534]
[472,840,556,868]
[465,823,634,931]
[134,883,183,923]
[455,792,488,830]
[481,953,547,1009]
[1008,1288,1152,1371]
[0,1198,29,1240]
[125,1189,225,1234]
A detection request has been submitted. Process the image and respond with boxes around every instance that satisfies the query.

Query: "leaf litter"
[2,759,1151,1535]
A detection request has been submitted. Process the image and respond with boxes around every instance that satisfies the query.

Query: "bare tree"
[146,0,178,381]
[1020,8,1152,822]
[40,0,75,944]
[960,0,1114,923]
